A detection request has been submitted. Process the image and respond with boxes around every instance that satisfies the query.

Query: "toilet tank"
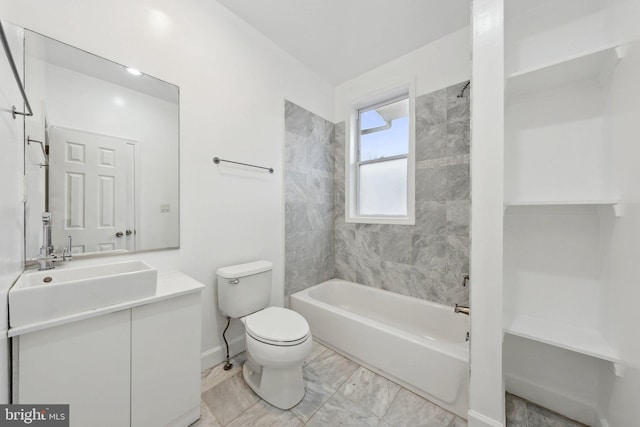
[217,260,273,318]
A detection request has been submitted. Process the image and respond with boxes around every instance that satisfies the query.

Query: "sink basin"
[9,260,157,328]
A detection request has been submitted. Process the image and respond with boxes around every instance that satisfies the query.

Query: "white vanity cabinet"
[11,272,204,427]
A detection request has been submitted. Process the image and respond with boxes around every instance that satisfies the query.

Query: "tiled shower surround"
[284,101,335,295]
[286,81,470,306]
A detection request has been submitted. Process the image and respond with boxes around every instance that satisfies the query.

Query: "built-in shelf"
[504,200,619,207]
[503,312,619,363]
[504,200,622,216]
[505,44,621,98]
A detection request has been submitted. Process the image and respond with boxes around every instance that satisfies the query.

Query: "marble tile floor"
[194,340,585,427]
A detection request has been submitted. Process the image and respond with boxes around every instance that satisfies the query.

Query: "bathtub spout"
[454,304,470,315]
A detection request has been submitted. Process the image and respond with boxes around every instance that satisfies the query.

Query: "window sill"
[345,215,415,226]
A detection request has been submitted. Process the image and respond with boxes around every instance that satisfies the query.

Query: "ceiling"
[216,0,471,85]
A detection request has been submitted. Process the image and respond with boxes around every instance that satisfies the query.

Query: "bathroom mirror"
[23,28,179,260]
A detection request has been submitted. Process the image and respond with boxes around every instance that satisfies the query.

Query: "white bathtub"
[290,278,469,419]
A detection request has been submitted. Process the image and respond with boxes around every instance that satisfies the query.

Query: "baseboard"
[200,334,246,372]
[505,373,596,426]
[467,410,503,427]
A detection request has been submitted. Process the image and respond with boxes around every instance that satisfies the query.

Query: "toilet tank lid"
[217,260,272,278]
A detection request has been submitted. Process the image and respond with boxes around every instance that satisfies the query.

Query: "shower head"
[457,81,470,98]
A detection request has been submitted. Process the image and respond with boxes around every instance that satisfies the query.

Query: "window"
[345,86,415,225]
[357,96,409,216]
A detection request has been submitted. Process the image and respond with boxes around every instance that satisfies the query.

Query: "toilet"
[216,260,312,409]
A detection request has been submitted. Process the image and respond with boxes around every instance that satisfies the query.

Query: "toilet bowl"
[241,306,312,409]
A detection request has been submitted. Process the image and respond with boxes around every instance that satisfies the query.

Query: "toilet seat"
[244,307,310,346]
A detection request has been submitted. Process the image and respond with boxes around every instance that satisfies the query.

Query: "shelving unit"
[505,44,621,98]
[503,312,619,363]
[503,0,620,370]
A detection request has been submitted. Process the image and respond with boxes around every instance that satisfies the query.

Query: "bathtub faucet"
[454,304,470,316]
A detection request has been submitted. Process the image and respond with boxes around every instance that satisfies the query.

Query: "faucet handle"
[63,235,73,261]
[462,274,470,287]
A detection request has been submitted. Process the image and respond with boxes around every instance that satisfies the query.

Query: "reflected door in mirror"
[49,127,136,253]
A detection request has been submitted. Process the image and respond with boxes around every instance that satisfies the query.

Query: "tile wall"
[284,101,335,295]
[334,81,471,306]
[285,81,470,306]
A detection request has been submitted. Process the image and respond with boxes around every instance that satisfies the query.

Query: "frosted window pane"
[359,158,407,216]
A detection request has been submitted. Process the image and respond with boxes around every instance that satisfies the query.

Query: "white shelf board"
[504,200,620,207]
[503,312,619,363]
[506,44,620,98]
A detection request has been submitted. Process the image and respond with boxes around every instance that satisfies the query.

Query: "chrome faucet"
[454,304,470,315]
[38,212,73,270]
[38,212,55,270]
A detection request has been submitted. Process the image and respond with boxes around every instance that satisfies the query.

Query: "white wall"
[334,26,471,122]
[469,0,505,426]
[0,0,334,371]
[597,28,640,427]
[41,62,179,252]
[0,21,24,403]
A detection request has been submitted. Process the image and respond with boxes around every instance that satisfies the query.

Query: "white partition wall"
[469,0,504,426]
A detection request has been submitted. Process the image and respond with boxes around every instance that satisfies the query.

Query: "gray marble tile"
[412,234,447,271]
[335,255,357,282]
[506,393,528,427]
[286,202,310,233]
[380,261,414,297]
[334,122,346,172]
[304,340,330,366]
[416,89,447,125]
[285,100,313,137]
[284,131,308,171]
[416,200,447,235]
[334,181,346,219]
[442,270,469,307]
[285,171,308,204]
[308,170,333,204]
[305,348,360,389]
[306,393,380,427]
[449,416,468,427]
[306,203,326,231]
[414,266,450,305]
[416,121,447,161]
[379,226,413,264]
[446,164,470,201]
[416,166,447,201]
[356,256,382,288]
[417,154,470,169]
[383,388,455,427]
[191,398,222,427]
[290,369,337,423]
[446,82,471,122]
[446,201,470,236]
[446,118,470,157]
[202,372,259,425]
[340,367,401,417]
[526,401,586,427]
[446,235,469,275]
[201,352,247,393]
[226,400,302,427]
[355,227,380,259]
[285,232,308,295]
[308,139,333,172]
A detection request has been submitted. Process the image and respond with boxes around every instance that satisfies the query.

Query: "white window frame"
[345,81,416,225]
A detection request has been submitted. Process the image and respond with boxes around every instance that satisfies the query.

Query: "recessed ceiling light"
[126,67,142,76]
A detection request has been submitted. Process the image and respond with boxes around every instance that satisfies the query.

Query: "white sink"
[9,260,157,327]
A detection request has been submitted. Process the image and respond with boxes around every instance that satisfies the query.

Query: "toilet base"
[242,356,306,410]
